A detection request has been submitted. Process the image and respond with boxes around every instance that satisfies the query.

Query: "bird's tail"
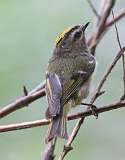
[45,115,68,143]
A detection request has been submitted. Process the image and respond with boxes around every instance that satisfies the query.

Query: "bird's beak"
[82,22,90,32]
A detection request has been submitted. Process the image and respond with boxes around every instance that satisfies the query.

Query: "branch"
[88,9,125,49]
[106,9,125,28]
[0,88,45,119]
[87,0,100,18]
[111,10,125,100]
[42,138,57,160]
[58,118,85,160]
[1,100,125,133]
[58,98,125,160]
[91,47,125,103]
[112,10,122,49]
[89,0,116,54]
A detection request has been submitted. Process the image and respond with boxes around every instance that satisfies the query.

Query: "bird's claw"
[81,102,98,118]
[90,105,98,119]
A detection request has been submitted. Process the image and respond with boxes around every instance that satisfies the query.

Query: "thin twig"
[91,47,125,104]
[112,10,125,100]
[106,9,125,28]
[23,86,28,96]
[121,56,125,100]
[0,89,46,118]
[87,0,100,18]
[88,9,125,48]
[1,100,125,133]
[112,10,122,49]
[58,118,85,160]
[90,0,116,54]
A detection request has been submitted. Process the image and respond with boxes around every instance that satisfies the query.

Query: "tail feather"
[46,116,68,143]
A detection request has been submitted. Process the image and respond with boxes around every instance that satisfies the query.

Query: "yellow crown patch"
[55,27,72,46]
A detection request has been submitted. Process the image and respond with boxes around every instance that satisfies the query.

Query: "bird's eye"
[74,31,82,39]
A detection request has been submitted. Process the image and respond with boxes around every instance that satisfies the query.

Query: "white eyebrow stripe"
[89,59,94,64]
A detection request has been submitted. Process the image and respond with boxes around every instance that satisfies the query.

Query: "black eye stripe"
[74,31,82,38]
[64,26,80,39]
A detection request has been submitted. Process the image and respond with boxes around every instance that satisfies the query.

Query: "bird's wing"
[62,64,95,105]
[45,73,63,118]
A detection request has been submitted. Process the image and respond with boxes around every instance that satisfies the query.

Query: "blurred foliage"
[0,0,125,160]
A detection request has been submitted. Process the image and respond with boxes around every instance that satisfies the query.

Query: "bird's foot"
[81,102,98,118]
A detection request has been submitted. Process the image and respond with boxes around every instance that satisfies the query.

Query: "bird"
[45,22,96,143]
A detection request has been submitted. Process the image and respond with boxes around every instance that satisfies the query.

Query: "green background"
[0,0,125,160]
